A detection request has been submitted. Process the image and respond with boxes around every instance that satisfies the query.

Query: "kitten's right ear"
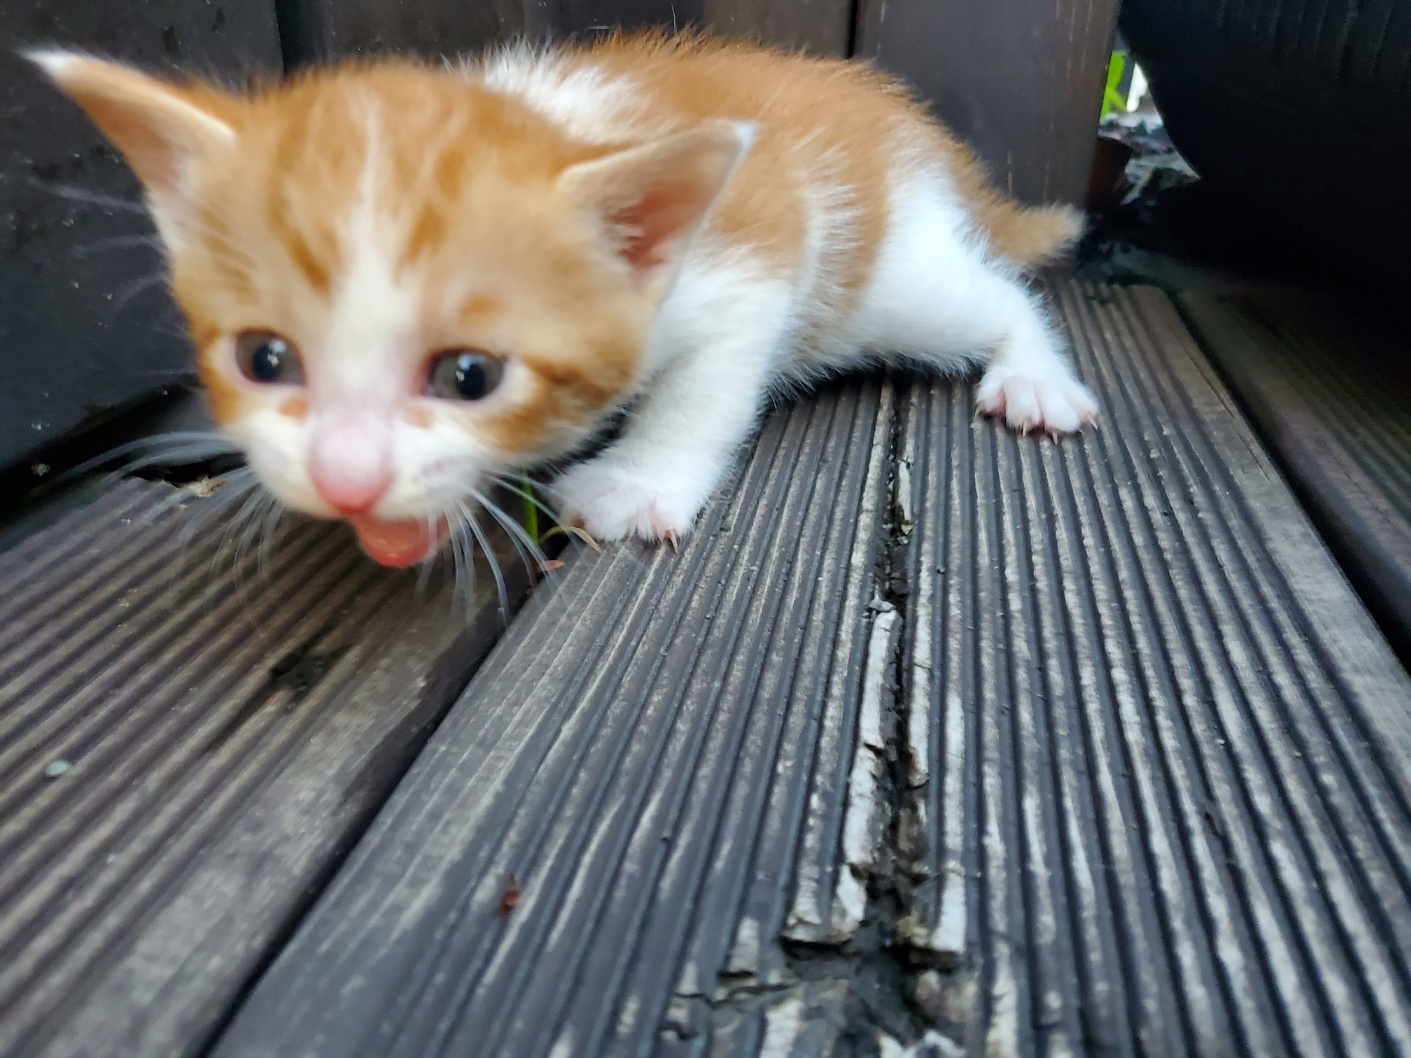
[558,121,755,295]
[25,50,236,198]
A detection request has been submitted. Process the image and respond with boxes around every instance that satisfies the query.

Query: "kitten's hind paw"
[976,363,1098,435]
[551,460,707,546]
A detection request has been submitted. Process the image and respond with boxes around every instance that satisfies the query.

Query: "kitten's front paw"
[551,460,710,545]
[976,363,1099,435]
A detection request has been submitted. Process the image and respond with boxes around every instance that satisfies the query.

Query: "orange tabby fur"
[579,33,1080,273]
[33,32,1094,562]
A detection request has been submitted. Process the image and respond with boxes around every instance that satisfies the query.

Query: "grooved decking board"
[211,284,1411,1058]
[1178,288,1411,661]
[211,379,896,1058]
[0,479,522,1058]
[898,285,1411,1057]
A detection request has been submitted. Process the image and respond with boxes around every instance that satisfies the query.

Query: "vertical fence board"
[276,0,705,64]
[856,0,1119,205]
[703,0,852,55]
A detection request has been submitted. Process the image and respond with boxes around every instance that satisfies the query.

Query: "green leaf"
[1102,51,1128,117]
[518,473,539,543]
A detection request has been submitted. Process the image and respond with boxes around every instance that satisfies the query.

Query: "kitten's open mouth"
[347,515,449,568]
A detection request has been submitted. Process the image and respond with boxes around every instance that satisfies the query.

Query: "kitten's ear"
[558,121,755,288]
[25,50,236,199]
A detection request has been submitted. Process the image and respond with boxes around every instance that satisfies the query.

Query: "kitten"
[29,33,1096,568]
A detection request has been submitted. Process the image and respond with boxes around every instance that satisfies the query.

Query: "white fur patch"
[554,243,795,542]
[318,96,418,398]
[471,46,657,143]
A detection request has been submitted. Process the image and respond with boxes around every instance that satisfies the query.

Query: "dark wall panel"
[278,0,705,64]
[703,0,851,55]
[1122,0,1411,294]
[856,0,1120,206]
[0,2,281,474]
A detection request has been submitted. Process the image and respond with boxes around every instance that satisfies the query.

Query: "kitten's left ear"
[558,120,756,293]
[25,50,236,200]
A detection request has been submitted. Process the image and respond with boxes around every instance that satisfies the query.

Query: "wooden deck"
[2,279,1409,1058]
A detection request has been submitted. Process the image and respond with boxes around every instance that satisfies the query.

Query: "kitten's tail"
[981,201,1086,270]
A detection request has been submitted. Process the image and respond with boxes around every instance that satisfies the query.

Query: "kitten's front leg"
[552,323,780,545]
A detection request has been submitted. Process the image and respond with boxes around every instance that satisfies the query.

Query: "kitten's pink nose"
[310,420,393,515]
[312,469,392,515]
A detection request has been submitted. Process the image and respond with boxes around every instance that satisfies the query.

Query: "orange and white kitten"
[30,34,1096,567]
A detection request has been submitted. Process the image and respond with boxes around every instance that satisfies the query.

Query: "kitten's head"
[31,51,748,565]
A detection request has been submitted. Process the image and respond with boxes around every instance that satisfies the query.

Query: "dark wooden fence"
[0,1,281,479]
[0,0,1118,476]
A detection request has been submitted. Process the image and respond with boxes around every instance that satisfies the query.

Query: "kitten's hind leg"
[972,283,1097,435]
[853,178,1097,435]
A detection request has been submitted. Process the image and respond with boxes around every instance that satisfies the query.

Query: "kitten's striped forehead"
[256,79,447,296]
[175,63,651,453]
[236,67,613,298]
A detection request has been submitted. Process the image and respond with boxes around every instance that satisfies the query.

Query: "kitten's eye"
[235,331,304,385]
[427,349,505,401]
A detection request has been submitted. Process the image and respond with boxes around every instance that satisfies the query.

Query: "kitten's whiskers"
[72,232,164,258]
[109,271,168,316]
[35,182,147,214]
[256,492,286,585]
[443,503,479,622]
[485,471,561,529]
[453,499,509,622]
[57,430,242,491]
[468,485,552,588]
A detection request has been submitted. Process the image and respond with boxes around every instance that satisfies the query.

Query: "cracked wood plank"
[211,379,895,1058]
[201,281,1411,1058]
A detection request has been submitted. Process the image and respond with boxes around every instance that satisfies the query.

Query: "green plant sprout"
[516,473,539,542]
[1102,51,1128,117]
[510,474,602,552]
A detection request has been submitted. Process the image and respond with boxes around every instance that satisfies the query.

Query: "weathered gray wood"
[211,284,1411,1058]
[855,0,1120,206]
[206,282,1411,1058]
[1179,287,1411,662]
[210,379,896,1057]
[0,1,281,473]
[0,478,525,1058]
[899,285,1411,1056]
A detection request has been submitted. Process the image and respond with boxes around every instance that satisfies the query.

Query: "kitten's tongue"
[348,515,447,568]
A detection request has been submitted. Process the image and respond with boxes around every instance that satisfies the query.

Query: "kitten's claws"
[663,529,680,552]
